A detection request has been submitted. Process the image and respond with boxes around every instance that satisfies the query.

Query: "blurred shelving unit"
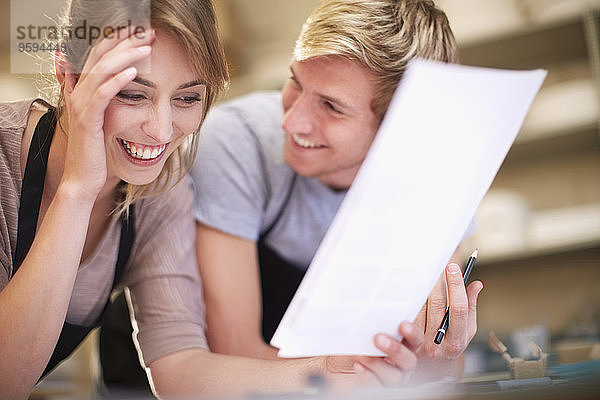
[462,11,599,163]
[461,10,600,262]
[214,0,600,342]
[215,0,320,99]
[457,9,600,340]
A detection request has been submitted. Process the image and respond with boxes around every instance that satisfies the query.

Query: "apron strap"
[261,173,297,239]
[257,173,304,342]
[11,108,136,379]
[258,242,306,342]
[13,109,56,271]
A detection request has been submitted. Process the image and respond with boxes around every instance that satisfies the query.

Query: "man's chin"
[284,151,316,177]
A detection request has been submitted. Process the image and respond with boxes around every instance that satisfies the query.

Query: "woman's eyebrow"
[132,77,156,88]
[131,78,206,90]
[178,80,206,90]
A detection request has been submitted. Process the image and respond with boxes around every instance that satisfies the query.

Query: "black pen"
[434,249,478,344]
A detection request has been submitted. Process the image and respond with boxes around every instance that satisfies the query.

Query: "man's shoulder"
[219,90,282,115]
[207,91,283,139]
[201,91,286,165]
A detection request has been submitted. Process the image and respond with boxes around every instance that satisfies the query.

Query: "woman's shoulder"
[0,98,52,131]
[134,176,195,230]
[0,98,54,182]
[127,177,195,275]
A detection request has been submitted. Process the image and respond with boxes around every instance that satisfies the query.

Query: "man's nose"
[282,94,314,135]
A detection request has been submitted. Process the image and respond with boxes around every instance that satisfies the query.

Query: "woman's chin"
[118,169,162,187]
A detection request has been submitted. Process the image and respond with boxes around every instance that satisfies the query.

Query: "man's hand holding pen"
[348,252,483,386]
[412,252,483,382]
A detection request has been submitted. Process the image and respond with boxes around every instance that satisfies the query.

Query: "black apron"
[98,173,306,392]
[12,109,135,380]
[258,173,308,343]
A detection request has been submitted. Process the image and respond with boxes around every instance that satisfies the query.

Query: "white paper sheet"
[271,59,546,357]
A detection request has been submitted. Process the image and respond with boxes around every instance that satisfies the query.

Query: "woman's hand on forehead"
[60,25,155,199]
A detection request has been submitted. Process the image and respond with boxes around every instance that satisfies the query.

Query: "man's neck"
[317,168,358,191]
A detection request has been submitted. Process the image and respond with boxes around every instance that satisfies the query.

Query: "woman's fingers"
[362,325,423,386]
[74,29,154,103]
[86,28,154,78]
[66,63,140,137]
[375,333,418,370]
[355,355,413,386]
[65,27,154,134]
[79,26,149,75]
[398,321,424,352]
[352,360,380,384]
[85,67,139,117]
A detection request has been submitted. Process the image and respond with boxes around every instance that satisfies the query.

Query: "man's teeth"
[292,133,322,148]
[121,139,166,160]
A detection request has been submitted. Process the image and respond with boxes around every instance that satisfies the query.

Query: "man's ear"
[54,42,76,95]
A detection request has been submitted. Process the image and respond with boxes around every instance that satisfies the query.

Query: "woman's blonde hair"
[55,0,228,214]
[295,0,458,120]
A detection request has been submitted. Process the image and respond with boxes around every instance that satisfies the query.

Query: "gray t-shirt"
[191,91,346,269]
[191,91,475,270]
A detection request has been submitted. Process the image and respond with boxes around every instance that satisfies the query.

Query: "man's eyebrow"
[290,65,353,112]
[321,93,353,112]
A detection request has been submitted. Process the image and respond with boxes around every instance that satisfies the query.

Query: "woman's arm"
[0,184,96,398]
[150,349,334,397]
[142,190,424,397]
[0,28,154,398]
[150,324,425,398]
[197,224,279,359]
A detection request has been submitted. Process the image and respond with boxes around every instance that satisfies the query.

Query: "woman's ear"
[54,43,77,95]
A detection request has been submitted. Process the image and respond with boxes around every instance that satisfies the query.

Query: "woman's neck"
[44,117,122,263]
[46,117,121,205]
[43,117,121,223]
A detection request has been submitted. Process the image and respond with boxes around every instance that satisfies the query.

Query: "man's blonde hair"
[295,0,458,119]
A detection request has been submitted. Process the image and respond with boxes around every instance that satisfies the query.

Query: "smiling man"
[192,0,481,367]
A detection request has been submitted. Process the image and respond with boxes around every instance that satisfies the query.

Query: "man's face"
[281,55,379,190]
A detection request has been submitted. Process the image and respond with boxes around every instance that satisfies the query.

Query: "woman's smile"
[117,137,169,166]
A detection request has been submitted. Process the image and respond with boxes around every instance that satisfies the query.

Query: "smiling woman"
[51,0,226,212]
[0,0,228,398]
[97,29,207,187]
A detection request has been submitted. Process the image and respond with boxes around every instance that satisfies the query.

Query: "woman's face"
[102,29,205,186]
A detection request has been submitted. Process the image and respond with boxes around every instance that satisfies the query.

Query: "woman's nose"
[142,103,173,143]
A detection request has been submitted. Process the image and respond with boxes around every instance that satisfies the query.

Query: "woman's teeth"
[292,133,323,148]
[120,139,166,160]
